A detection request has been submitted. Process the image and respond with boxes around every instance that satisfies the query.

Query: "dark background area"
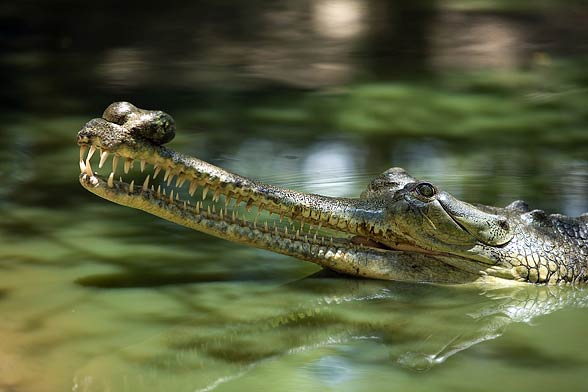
[3,0,588,118]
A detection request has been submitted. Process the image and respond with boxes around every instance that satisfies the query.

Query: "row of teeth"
[78,144,344,244]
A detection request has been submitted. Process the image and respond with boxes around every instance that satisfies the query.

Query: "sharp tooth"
[177,175,187,188]
[85,159,93,176]
[157,185,161,197]
[99,150,109,169]
[107,172,114,187]
[142,175,150,192]
[183,201,187,209]
[124,158,131,174]
[195,202,201,214]
[169,190,174,203]
[140,160,146,172]
[202,187,209,200]
[129,180,135,193]
[176,193,180,201]
[112,155,119,173]
[163,188,166,196]
[86,145,97,162]
[189,180,198,196]
[219,209,224,220]
[166,174,174,187]
[79,160,86,173]
[213,190,220,202]
[153,166,161,179]
[79,145,88,161]
[164,168,171,181]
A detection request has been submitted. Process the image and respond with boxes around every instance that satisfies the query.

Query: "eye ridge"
[415,182,436,198]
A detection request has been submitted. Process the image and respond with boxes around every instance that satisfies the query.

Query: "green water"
[3,1,588,391]
[2,113,588,391]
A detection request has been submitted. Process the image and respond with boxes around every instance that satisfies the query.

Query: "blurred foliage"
[170,58,588,143]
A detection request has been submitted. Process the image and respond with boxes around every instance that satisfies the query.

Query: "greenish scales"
[77,102,588,285]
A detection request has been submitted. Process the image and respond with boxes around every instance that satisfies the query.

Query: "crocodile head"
[78,102,570,285]
[359,168,513,255]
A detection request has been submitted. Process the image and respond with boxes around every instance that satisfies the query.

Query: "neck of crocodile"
[77,102,588,285]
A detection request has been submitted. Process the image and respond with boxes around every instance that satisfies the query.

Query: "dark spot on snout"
[497,217,509,231]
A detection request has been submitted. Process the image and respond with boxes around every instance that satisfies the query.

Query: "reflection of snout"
[437,192,513,246]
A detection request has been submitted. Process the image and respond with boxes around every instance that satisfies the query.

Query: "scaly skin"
[77,102,588,285]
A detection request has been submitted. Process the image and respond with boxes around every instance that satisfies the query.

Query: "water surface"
[2,116,588,391]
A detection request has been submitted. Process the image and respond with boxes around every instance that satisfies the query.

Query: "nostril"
[103,101,136,125]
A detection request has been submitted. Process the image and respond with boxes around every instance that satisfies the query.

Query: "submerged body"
[77,102,588,285]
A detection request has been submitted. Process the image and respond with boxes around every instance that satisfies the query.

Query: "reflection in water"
[561,162,588,217]
[301,142,363,196]
[72,276,588,391]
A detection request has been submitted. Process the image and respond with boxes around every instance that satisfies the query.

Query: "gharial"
[77,102,588,285]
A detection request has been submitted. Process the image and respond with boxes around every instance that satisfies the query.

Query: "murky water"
[1,112,588,391]
[3,1,588,391]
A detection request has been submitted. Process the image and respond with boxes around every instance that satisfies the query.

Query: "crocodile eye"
[415,182,436,198]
